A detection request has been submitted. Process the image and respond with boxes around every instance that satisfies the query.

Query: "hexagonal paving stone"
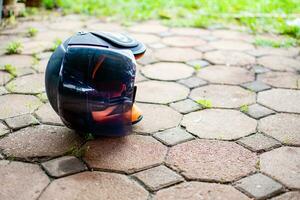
[36,52,52,60]
[39,171,148,200]
[197,65,254,85]
[246,47,299,58]
[257,56,300,71]
[33,30,72,43]
[162,36,206,47]
[0,35,10,52]
[258,71,300,89]
[35,103,63,125]
[259,113,300,145]
[133,103,182,134]
[258,89,300,113]
[246,104,275,119]
[210,40,254,51]
[86,22,123,32]
[0,71,12,86]
[0,125,82,158]
[153,127,194,146]
[212,30,253,42]
[41,156,87,178]
[169,27,210,36]
[37,92,48,103]
[166,139,257,181]
[48,20,84,31]
[235,173,283,200]
[154,48,202,62]
[154,182,250,200]
[238,133,281,152]
[202,34,219,42]
[133,165,183,191]
[271,191,300,200]
[0,21,48,35]
[197,35,216,41]
[260,147,300,189]
[148,42,166,49]
[6,74,44,94]
[137,48,157,65]
[129,21,168,34]
[169,99,200,114]
[22,41,53,55]
[0,122,9,136]
[130,33,160,44]
[178,77,207,88]
[0,86,8,95]
[252,65,271,74]
[194,43,216,52]
[0,160,50,200]
[0,94,42,119]
[0,55,34,69]
[11,67,35,77]
[141,62,194,81]
[33,58,48,73]
[136,81,189,104]
[61,14,87,21]
[190,85,256,109]
[241,81,271,92]
[0,25,25,35]
[84,135,167,173]
[204,50,255,66]
[136,70,148,82]
[186,59,210,68]
[181,109,257,140]
[5,114,39,130]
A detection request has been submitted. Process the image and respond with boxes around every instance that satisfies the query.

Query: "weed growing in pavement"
[196,99,212,109]
[67,145,90,158]
[240,104,249,113]
[6,41,23,54]
[51,38,62,51]
[27,27,38,37]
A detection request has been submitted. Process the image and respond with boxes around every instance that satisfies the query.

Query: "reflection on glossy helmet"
[45,31,146,136]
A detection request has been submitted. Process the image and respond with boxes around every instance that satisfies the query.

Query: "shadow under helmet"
[45,31,146,136]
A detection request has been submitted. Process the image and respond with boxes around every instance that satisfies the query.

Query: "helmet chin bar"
[45,31,146,137]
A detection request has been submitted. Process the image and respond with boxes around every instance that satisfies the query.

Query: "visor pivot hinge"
[78,31,87,35]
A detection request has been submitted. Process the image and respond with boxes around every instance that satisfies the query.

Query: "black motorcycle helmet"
[45,31,146,136]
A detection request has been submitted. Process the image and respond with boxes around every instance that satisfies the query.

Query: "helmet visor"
[59,45,136,136]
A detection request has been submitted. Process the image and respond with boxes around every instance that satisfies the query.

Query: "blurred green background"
[41,0,300,39]
[38,0,300,40]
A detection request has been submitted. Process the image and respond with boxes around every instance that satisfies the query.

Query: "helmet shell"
[45,32,145,136]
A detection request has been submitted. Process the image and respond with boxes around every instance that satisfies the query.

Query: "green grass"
[5,41,23,54]
[84,133,95,141]
[51,38,62,51]
[67,145,89,158]
[196,99,212,109]
[4,64,17,76]
[42,0,300,39]
[193,64,202,71]
[256,160,260,169]
[240,104,249,113]
[27,27,38,37]
[254,37,298,48]
[36,93,48,103]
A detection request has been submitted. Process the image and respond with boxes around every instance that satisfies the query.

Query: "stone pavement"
[0,14,300,200]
